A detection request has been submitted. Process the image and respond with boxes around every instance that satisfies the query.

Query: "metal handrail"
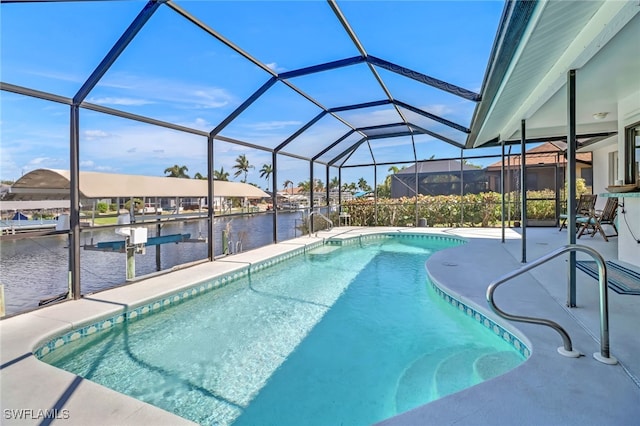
[486,244,617,364]
[308,211,333,236]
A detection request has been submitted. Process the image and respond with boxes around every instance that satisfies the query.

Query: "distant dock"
[0,219,59,235]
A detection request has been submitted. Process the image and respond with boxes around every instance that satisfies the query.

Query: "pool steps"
[395,346,522,415]
[473,350,524,381]
[433,346,495,398]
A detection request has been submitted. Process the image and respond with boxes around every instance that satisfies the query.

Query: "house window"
[608,151,618,185]
[526,171,538,190]
[637,133,640,183]
[580,167,593,187]
[624,121,640,185]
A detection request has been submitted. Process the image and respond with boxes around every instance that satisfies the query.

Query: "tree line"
[164,157,404,195]
[164,154,272,188]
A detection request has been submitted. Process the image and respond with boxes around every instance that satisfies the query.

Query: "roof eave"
[466,0,540,148]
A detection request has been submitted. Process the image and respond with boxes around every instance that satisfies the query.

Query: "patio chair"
[577,197,619,242]
[558,194,597,232]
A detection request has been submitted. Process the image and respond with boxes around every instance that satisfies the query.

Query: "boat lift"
[37,215,203,308]
[83,214,203,280]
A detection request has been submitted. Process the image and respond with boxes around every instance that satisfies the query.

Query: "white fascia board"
[474,0,550,146]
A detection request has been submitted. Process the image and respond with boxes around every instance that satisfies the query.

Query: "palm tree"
[384,165,408,195]
[233,154,254,183]
[342,182,357,193]
[329,176,340,190]
[193,172,206,180]
[259,164,273,190]
[377,181,390,198]
[298,180,311,193]
[164,165,189,178]
[461,159,482,169]
[357,177,371,192]
[384,166,402,195]
[283,179,293,195]
[213,167,229,181]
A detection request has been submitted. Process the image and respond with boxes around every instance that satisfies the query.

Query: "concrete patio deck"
[1,226,638,425]
[380,226,640,426]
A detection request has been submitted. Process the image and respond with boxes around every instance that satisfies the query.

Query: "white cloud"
[189,117,211,130]
[24,69,84,84]
[367,136,414,150]
[10,157,66,175]
[98,72,236,110]
[94,165,115,172]
[78,160,116,173]
[191,89,231,109]
[265,62,286,73]
[244,120,302,131]
[75,124,209,176]
[421,104,455,117]
[339,107,401,127]
[87,97,155,106]
[84,129,110,140]
[28,157,54,166]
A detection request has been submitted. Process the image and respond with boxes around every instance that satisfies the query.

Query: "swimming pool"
[38,234,527,425]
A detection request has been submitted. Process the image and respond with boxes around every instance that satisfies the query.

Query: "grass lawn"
[89,216,118,226]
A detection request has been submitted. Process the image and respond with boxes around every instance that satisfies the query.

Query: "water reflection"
[0,211,304,316]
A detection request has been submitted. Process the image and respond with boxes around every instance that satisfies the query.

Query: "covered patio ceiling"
[469,1,640,147]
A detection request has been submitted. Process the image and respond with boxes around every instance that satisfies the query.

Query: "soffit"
[471,1,640,147]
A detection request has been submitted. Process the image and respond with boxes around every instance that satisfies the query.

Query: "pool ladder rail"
[486,244,617,365]
[308,211,333,237]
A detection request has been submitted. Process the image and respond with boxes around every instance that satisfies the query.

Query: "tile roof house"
[391,159,486,197]
[485,142,593,193]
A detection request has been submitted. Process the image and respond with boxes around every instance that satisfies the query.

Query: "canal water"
[0,211,305,316]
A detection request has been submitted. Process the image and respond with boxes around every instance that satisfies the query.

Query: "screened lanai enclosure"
[1,0,630,316]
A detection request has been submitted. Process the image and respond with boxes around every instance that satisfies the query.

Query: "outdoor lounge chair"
[558,194,597,232]
[577,197,619,242]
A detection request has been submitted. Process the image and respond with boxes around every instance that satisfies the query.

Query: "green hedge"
[343,190,558,227]
[96,202,109,214]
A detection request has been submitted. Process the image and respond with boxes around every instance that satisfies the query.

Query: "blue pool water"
[41,235,525,425]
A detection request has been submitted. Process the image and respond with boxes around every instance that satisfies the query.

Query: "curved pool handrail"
[486,244,617,364]
[308,211,333,236]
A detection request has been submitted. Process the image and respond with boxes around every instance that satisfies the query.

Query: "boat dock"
[0,219,58,235]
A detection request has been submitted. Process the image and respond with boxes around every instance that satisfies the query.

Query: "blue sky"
[1,0,507,190]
